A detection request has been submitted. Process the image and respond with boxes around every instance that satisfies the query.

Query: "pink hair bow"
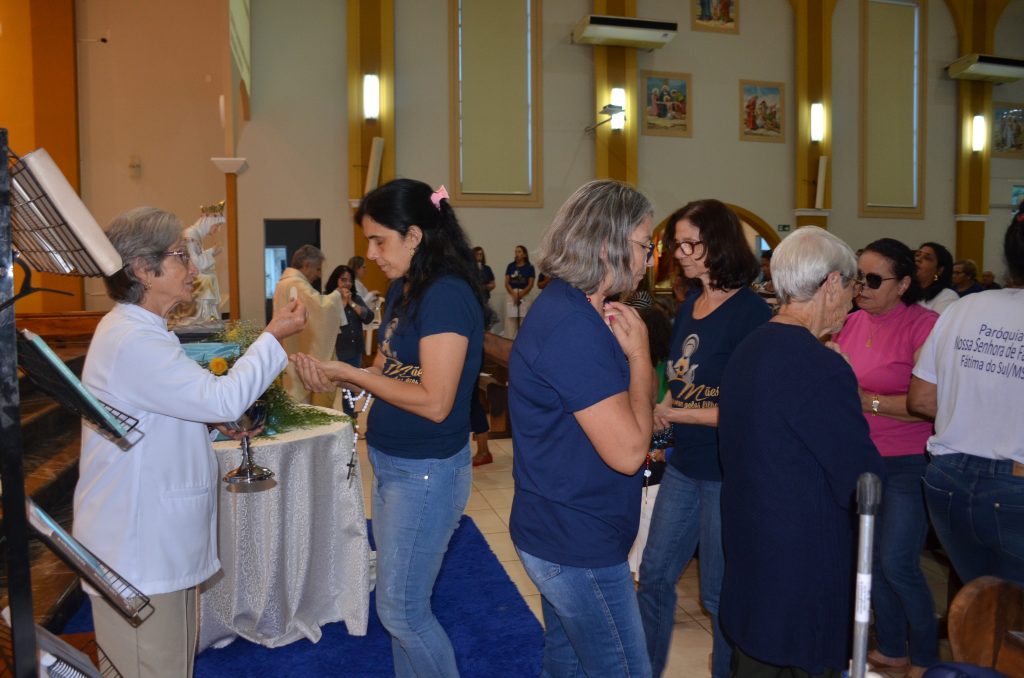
[430,185,449,210]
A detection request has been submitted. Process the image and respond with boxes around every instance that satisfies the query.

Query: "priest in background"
[273,245,344,406]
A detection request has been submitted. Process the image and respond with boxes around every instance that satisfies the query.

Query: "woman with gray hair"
[716,226,883,676]
[508,179,656,676]
[73,207,307,678]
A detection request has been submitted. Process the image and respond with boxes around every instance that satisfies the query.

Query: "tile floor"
[356,426,953,677]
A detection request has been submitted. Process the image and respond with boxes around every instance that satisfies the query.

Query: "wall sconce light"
[610,88,626,130]
[971,114,986,152]
[810,102,825,142]
[363,74,380,120]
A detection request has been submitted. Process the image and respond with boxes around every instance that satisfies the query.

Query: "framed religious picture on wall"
[641,71,692,138]
[993,102,1024,158]
[692,0,738,34]
[739,80,784,143]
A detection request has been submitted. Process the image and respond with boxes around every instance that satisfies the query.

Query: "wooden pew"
[480,332,512,439]
[948,575,1024,676]
[16,311,104,346]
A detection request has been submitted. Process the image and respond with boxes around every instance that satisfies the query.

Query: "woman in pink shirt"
[835,238,939,677]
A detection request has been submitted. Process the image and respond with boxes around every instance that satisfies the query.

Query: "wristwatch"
[870,395,881,415]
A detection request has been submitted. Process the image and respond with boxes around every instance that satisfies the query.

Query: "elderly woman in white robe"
[73,206,306,678]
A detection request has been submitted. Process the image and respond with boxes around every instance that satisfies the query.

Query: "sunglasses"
[856,272,896,290]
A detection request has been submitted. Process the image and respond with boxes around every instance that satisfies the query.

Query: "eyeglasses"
[668,240,706,257]
[163,249,190,266]
[856,272,897,290]
[630,239,655,263]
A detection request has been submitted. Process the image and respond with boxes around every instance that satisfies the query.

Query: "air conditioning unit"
[573,15,677,50]
[946,54,1024,84]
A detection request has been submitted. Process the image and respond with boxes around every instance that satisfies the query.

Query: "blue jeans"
[517,547,651,678]
[637,465,729,678]
[922,453,1024,586]
[872,455,938,666]
[369,444,472,677]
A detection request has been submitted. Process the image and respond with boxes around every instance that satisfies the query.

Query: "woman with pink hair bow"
[293,178,488,677]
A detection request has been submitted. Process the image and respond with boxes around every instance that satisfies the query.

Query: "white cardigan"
[73,303,287,595]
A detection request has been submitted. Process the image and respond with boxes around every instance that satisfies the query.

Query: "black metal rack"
[1,130,142,677]
[1,128,38,678]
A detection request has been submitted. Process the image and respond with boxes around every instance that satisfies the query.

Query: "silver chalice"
[222,400,274,484]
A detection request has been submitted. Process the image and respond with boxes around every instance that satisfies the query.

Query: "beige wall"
[830,0,959,253]
[73,1,1024,318]
[235,0,348,322]
[76,0,229,311]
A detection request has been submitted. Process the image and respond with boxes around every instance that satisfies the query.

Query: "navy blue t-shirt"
[366,276,483,459]
[508,279,641,568]
[505,262,535,289]
[476,264,495,300]
[667,286,770,481]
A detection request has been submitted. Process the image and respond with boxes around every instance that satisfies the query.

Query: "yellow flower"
[209,357,229,376]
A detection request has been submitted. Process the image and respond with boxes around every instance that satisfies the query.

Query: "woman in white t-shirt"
[908,208,1024,586]
[914,242,958,315]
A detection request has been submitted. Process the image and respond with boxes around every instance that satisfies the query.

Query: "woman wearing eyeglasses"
[834,238,939,677]
[509,180,656,676]
[637,199,770,678]
[74,207,307,678]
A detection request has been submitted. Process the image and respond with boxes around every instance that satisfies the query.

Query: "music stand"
[1,135,143,676]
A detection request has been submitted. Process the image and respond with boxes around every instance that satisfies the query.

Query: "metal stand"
[851,472,882,678]
[0,129,39,677]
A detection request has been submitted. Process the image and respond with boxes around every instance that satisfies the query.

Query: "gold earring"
[933,274,939,282]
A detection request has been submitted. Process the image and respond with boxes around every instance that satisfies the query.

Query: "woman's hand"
[653,402,674,429]
[341,287,353,306]
[605,302,649,365]
[266,299,308,342]
[291,353,356,392]
[213,423,265,440]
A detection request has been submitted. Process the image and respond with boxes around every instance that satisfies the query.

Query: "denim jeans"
[516,547,652,678]
[637,465,729,678]
[922,453,1024,586]
[872,455,938,666]
[369,444,472,677]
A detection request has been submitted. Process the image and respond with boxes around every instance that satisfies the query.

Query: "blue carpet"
[62,516,543,677]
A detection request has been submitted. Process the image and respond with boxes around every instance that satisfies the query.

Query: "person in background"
[718,225,883,677]
[638,199,770,678]
[472,246,496,299]
[472,246,498,332]
[834,238,939,677]
[509,180,655,677]
[951,258,984,297]
[293,179,486,677]
[272,245,344,406]
[348,255,380,308]
[755,249,774,295]
[74,207,307,678]
[627,302,673,581]
[324,264,375,370]
[980,270,1002,290]
[505,244,535,337]
[915,242,958,315]
[627,274,655,309]
[909,205,1024,587]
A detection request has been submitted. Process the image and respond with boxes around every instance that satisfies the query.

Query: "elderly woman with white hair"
[716,226,884,677]
[74,207,307,678]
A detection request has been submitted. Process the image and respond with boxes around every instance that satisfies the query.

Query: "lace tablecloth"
[199,415,370,650]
